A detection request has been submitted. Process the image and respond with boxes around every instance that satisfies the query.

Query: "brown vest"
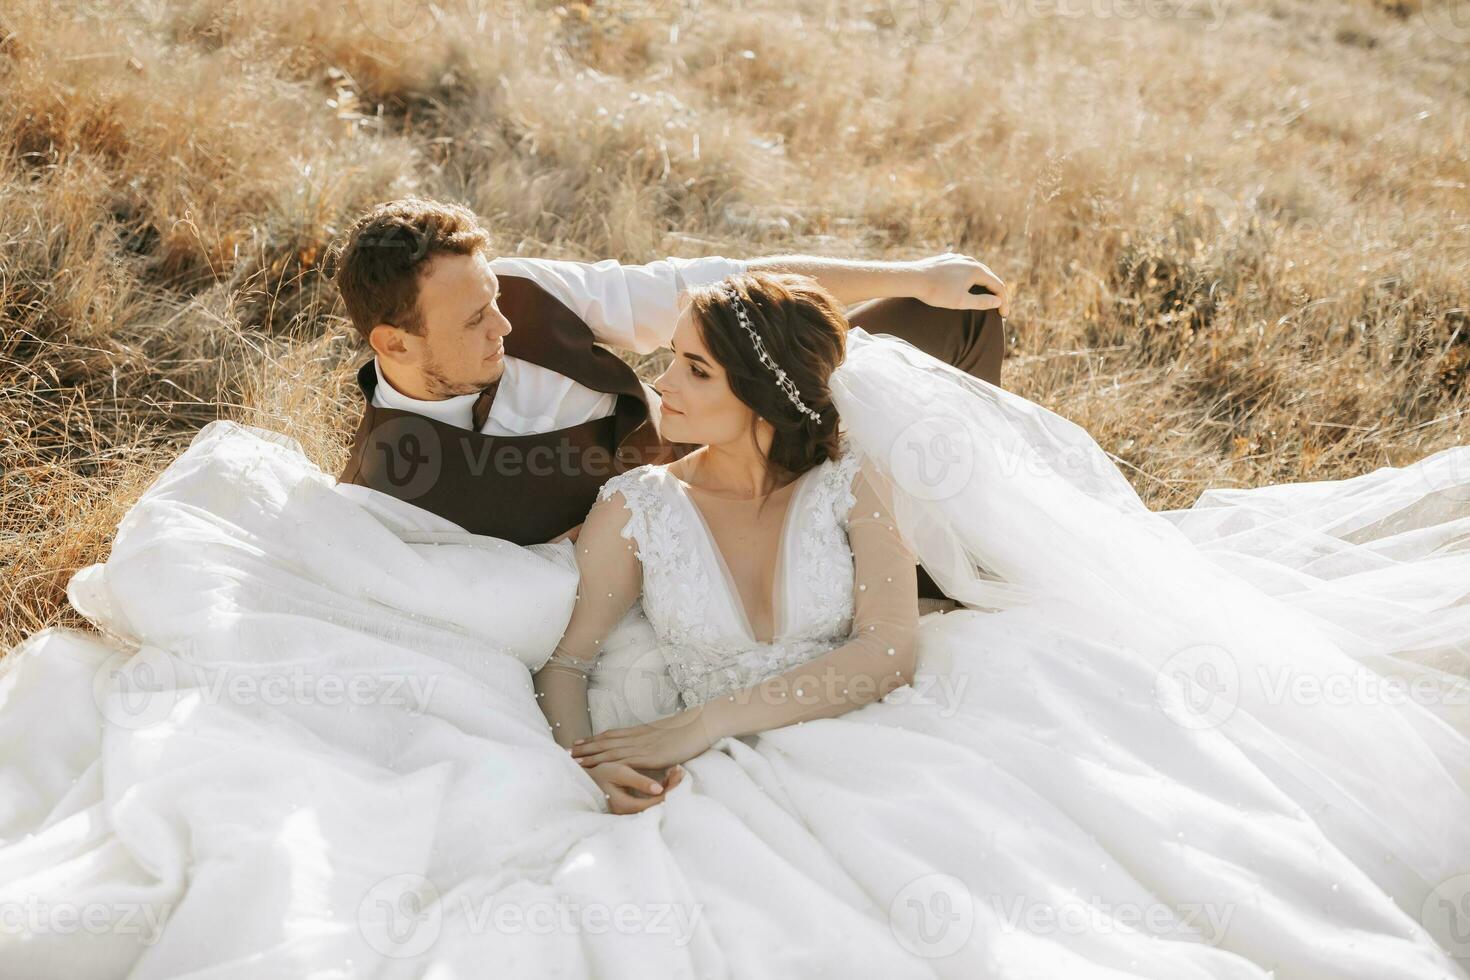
[338,274,696,544]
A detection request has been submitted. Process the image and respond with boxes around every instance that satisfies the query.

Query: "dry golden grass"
[2,0,1467,651]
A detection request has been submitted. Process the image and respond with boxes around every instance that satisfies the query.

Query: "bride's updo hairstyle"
[684,271,848,495]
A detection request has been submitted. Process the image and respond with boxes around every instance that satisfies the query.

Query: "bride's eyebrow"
[668,341,711,366]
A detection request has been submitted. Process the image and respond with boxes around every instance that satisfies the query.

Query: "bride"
[534,271,928,806]
[532,270,1470,977]
[1,273,1467,978]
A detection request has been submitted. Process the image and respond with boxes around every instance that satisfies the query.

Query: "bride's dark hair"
[684,271,848,497]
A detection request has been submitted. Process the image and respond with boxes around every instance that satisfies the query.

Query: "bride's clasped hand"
[571,709,720,772]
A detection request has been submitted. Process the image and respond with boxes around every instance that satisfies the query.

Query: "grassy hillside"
[2,0,1466,649]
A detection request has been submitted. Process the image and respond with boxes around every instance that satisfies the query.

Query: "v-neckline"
[666,464,821,646]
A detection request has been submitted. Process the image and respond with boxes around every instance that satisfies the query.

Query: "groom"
[332,198,1007,600]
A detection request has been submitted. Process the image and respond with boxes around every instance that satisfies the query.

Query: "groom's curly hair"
[329,198,491,341]
[685,272,848,495]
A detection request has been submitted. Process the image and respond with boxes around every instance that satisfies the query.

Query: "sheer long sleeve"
[533,489,643,749]
[697,459,921,740]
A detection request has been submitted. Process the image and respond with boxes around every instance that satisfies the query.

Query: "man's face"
[372,251,512,399]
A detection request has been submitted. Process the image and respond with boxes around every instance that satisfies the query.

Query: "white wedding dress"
[2,328,1468,978]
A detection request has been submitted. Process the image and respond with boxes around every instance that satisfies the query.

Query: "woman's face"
[653,305,766,448]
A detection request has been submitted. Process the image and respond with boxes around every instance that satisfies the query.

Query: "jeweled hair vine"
[721,283,824,424]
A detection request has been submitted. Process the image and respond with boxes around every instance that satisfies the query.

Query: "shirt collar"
[373,357,479,430]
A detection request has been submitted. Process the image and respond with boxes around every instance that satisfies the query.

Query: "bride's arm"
[697,462,921,739]
[532,490,642,750]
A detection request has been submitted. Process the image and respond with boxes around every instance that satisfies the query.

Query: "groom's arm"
[745,253,1010,317]
[490,251,1009,357]
[489,254,744,355]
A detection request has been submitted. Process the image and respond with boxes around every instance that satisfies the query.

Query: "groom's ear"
[368,323,411,360]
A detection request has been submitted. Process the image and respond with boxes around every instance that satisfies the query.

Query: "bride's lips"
[662,403,683,416]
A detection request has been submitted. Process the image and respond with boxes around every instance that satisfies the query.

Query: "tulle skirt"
[1,420,1466,978]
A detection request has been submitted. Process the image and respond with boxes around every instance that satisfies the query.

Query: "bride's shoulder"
[824,433,865,483]
[593,465,680,558]
[814,435,903,531]
[806,435,866,518]
[595,463,670,510]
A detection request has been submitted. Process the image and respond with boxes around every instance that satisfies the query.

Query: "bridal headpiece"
[723,282,823,423]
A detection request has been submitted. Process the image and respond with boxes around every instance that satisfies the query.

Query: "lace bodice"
[597,443,864,707]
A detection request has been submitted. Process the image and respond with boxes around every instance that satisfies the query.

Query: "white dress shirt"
[372,254,747,435]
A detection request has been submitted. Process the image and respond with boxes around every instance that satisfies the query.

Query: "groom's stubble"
[417,341,506,399]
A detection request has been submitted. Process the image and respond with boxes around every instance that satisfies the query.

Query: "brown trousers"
[838,298,1006,600]
[845,297,1004,388]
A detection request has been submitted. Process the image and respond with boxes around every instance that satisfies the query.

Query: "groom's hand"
[911,252,1010,318]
